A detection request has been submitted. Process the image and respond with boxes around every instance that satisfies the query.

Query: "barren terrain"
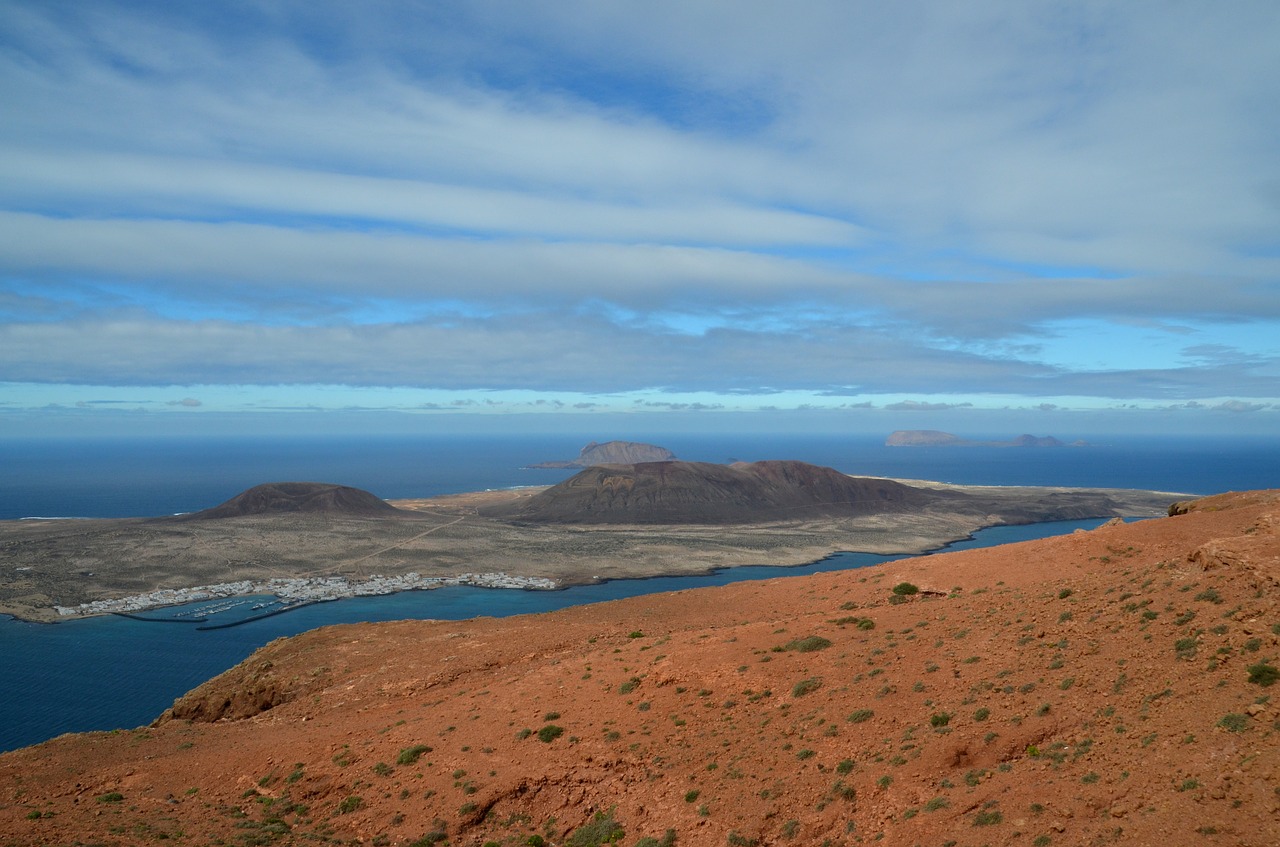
[0,478,1177,622]
[1,490,1276,846]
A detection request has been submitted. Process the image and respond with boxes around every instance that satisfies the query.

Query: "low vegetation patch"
[537,724,565,743]
[396,744,432,766]
[792,677,822,697]
[1217,713,1248,733]
[566,808,624,846]
[1247,661,1279,687]
[778,635,833,653]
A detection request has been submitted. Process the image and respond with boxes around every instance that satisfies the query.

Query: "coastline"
[0,478,1182,624]
[50,571,558,622]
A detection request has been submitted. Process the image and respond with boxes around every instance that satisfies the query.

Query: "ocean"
[1,432,1276,752]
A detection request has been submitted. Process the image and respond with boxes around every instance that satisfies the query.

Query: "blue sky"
[1,0,1278,438]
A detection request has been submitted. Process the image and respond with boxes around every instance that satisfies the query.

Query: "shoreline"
[5,515,1111,625]
[44,571,559,623]
[0,478,1183,624]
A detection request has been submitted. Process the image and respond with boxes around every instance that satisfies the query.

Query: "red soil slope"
[2,490,1277,846]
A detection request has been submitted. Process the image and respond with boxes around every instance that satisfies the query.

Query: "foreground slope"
[2,492,1277,846]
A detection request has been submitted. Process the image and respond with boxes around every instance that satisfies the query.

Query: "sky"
[1,0,1278,439]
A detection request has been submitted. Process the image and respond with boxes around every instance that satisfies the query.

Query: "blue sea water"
[0,432,1276,752]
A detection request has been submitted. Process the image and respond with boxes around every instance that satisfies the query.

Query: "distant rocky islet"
[886,429,1090,447]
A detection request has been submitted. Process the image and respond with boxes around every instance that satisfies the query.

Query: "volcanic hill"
[485,460,947,524]
[170,481,406,521]
[3,490,1277,846]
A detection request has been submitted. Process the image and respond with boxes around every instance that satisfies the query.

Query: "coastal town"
[53,571,558,618]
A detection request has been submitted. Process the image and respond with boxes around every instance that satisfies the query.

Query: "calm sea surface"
[1,433,1276,752]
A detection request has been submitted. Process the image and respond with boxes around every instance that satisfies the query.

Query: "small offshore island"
[0,461,1185,623]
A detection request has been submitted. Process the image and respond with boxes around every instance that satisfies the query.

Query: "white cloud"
[0,1,1277,422]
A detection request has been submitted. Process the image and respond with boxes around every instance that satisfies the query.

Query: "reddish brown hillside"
[2,491,1278,846]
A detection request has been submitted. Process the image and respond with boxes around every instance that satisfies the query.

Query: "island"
[0,463,1184,623]
[525,439,676,468]
[886,430,1089,447]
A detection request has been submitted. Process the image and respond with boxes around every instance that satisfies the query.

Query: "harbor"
[57,571,559,623]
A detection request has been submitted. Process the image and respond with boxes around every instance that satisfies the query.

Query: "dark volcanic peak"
[486,460,942,524]
[173,482,402,521]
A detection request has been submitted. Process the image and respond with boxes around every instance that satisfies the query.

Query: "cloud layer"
[1,1,1277,426]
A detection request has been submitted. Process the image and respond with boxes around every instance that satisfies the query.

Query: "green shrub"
[836,759,854,774]
[930,712,951,728]
[96,791,124,803]
[973,810,1003,826]
[891,582,920,596]
[782,635,832,653]
[567,808,625,846]
[684,789,700,803]
[634,831,677,847]
[1218,713,1248,733]
[397,744,432,766]
[337,795,363,814]
[1058,588,1073,599]
[847,709,874,723]
[791,677,822,697]
[973,707,990,721]
[538,724,565,743]
[1247,661,1279,687]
